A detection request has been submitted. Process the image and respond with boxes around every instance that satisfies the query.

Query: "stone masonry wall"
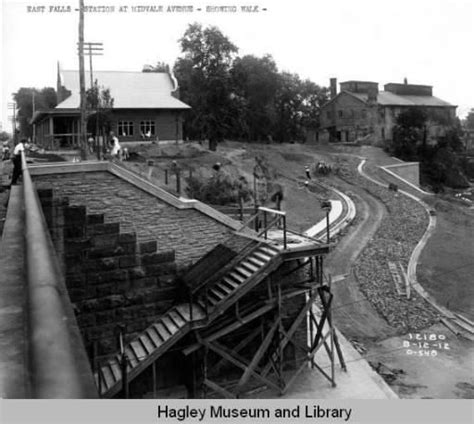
[33,172,235,269]
[34,172,236,363]
[38,188,179,361]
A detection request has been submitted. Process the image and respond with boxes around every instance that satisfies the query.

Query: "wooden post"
[152,361,157,398]
[121,353,129,398]
[176,169,181,195]
[147,160,154,179]
[78,0,87,159]
[263,210,267,239]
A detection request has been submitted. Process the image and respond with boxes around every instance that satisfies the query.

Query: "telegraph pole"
[32,91,36,143]
[78,0,87,158]
[77,41,103,158]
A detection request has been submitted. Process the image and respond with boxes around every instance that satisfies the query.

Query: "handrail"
[237,207,288,249]
[21,151,97,398]
[191,239,262,296]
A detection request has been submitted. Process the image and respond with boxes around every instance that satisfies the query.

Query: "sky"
[1,0,473,133]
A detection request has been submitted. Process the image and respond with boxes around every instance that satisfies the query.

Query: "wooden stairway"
[97,243,281,398]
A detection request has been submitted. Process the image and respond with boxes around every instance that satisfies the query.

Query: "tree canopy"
[173,23,328,147]
[174,23,238,150]
[464,108,474,129]
[142,62,170,73]
[13,87,57,138]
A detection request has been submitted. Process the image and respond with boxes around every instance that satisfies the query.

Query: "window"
[326,111,331,119]
[118,121,134,137]
[140,120,156,138]
[361,110,367,119]
[338,110,343,118]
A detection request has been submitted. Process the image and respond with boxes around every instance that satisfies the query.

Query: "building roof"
[347,91,455,107]
[56,70,191,110]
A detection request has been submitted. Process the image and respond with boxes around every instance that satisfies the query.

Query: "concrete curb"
[304,184,357,241]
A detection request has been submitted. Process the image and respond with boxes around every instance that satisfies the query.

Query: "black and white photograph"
[0,0,473,422]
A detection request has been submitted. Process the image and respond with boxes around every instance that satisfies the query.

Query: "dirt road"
[325,181,397,341]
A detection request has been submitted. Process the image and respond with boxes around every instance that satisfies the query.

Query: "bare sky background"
[1,0,473,133]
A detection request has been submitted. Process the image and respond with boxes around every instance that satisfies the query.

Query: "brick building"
[31,65,190,148]
[318,78,456,144]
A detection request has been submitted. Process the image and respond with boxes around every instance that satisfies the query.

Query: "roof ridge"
[62,69,169,74]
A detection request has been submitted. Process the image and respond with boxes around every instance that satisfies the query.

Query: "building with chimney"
[318,78,456,144]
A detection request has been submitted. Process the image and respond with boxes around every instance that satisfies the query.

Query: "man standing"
[10,138,27,186]
[109,131,122,160]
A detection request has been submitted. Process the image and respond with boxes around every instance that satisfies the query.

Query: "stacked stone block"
[38,189,178,362]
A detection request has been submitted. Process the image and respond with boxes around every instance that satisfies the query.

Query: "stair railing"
[239,207,288,250]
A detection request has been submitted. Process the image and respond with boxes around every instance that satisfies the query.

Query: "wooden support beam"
[203,379,236,399]
[202,339,281,392]
[261,289,320,377]
[182,302,276,356]
[213,326,262,374]
[236,316,280,392]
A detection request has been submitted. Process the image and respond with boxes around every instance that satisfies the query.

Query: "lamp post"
[321,199,332,244]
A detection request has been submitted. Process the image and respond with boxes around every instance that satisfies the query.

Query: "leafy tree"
[13,87,57,138]
[464,108,474,129]
[391,107,427,160]
[231,55,279,141]
[142,62,170,73]
[174,23,238,151]
[391,107,468,189]
[0,131,10,142]
[85,80,114,155]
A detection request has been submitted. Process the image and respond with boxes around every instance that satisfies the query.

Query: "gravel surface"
[337,158,440,333]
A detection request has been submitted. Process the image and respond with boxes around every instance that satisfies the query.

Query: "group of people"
[87,131,129,161]
[4,131,130,189]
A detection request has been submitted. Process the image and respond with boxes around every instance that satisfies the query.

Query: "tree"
[464,108,474,129]
[390,107,427,160]
[174,23,238,150]
[231,54,279,141]
[85,80,114,157]
[13,87,57,138]
[142,62,170,73]
[273,73,328,143]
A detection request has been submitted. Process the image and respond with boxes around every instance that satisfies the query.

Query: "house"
[318,78,457,144]
[31,65,191,149]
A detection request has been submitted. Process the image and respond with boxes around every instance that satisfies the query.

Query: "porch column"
[49,116,54,150]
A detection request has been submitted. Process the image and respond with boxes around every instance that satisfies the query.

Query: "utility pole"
[77,42,103,87]
[78,0,87,158]
[32,91,36,143]
[77,41,103,159]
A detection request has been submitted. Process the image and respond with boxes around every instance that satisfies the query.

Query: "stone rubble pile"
[339,162,439,333]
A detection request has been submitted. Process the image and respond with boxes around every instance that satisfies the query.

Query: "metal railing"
[21,151,97,398]
[238,206,288,249]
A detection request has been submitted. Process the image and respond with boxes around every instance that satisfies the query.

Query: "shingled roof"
[57,70,191,110]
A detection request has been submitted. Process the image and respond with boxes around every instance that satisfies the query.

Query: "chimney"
[367,84,378,103]
[330,78,337,99]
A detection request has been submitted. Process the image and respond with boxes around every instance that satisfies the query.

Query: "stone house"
[31,65,190,149]
[318,78,457,144]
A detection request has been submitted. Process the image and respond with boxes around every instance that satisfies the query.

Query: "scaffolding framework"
[186,255,346,398]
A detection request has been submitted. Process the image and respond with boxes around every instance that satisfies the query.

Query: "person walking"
[10,138,27,186]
